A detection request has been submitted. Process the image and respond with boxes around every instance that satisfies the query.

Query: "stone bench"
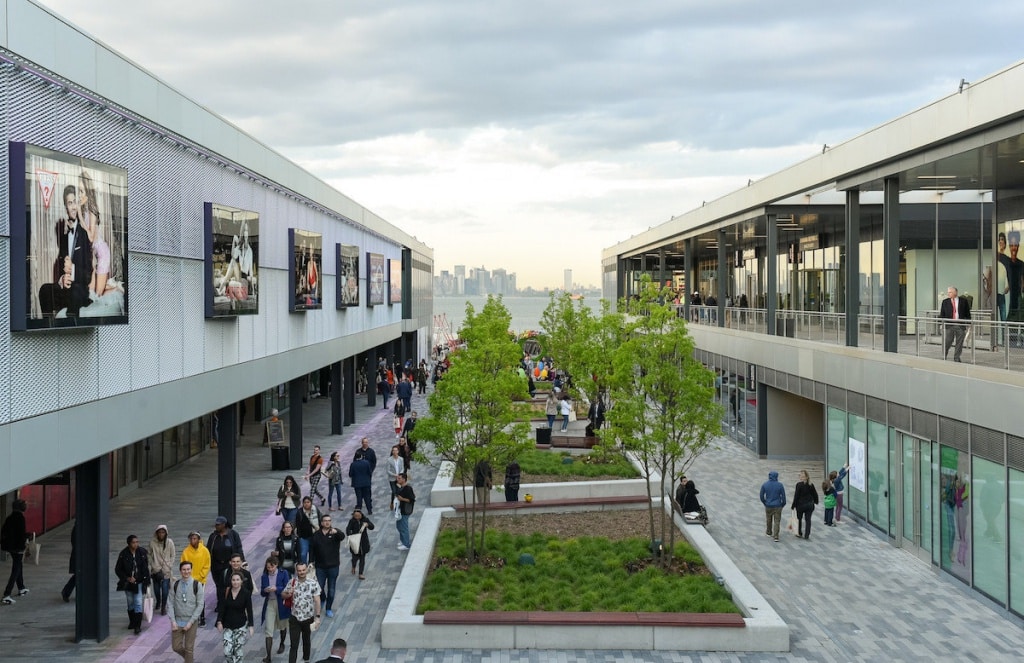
[549,435,598,448]
[423,610,745,628]
[452,494,648,512]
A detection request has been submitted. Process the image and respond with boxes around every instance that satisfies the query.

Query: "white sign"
[848,437,866,492]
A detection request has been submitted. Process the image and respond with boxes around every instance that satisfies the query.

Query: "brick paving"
[1,386,1022,662]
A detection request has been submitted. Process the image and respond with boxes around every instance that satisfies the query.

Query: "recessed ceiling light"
[917,175,956,179]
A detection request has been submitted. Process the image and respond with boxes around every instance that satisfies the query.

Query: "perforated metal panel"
[97,323,132,399]
[1009,436,1024,471]
[180,259,205,377]
[847,392,865,417]
[0,240,10,421]
[827,384,846,409]
[128,253,160,390]
[939,416,969,452]
[888,403,910,431]
[866,396,886,423]
[0,70,8,237]
[9,331,59,420]
[970,426,1004,464]
[7,68,57,156]
[157,258,184,381]
[126,129,162,254]
[912,409,938,441]
[56,329,99,409]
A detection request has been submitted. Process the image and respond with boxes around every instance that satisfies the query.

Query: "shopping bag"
[142,586,154,623]
[786,512,797,535]
[394,503,402,520]
[348,531,363,554]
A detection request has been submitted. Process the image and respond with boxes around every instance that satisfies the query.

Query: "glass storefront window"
[847,414,867,516]
[827,407,847,480]
[1010,468,1024,615]
[972,457,1006,603]
[939,445,971,582]
[867,420,888,532]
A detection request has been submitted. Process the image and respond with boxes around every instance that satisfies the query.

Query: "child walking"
[822,480,837,527]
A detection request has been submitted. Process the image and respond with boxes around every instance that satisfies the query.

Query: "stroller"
[677,478,709,526]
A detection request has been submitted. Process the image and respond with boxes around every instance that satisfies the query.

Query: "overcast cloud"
[37,0,1024,288]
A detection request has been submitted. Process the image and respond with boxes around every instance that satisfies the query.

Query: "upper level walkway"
[1,386,1022,662]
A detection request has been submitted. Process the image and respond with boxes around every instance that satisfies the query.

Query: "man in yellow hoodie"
[179,531,210,627]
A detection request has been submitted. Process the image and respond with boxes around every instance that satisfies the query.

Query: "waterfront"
[433,295,603,336]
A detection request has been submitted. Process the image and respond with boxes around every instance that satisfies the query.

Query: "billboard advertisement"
[290,228,322,311]
[389,257,402,305]
[205,202,259,318]
[336,243,360,308]
[367,252,385,306]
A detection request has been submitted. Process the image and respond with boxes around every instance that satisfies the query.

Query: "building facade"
[604,60,1024,615]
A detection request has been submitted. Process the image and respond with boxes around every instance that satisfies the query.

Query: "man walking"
[167,561,204,663]
[357,437,377,473]
[207,516,244,614]
[180,531,211,627]
[940,285,972,362]
[315,638,348,662]
[393,473,416,551]
[281,562,321,663]
[396,375,413,411]
[1,499,30,604]
[760,470,787,542]
[349,452,374,515]
[309,514,345,618]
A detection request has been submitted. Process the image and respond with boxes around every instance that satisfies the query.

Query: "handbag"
[348,530,363,554]
[142,585,155,623]
[282,578,295,608]
[786,512,798,534]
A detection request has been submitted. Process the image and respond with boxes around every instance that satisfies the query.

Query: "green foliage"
[540,292,622,406]
[516,449,638,478]
[415,296,534,560]
[605,275,723,565]
[418,528,739,614]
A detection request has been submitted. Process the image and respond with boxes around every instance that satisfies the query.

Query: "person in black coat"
[345,508,375,579]
[61,524,76,602]
[114,534,151,634]
[939,285,972,362]
[1,499,29,604]
[791,470,820,540]
[676,477,702,513]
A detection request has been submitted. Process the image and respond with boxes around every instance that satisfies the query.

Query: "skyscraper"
[564,269,573,293]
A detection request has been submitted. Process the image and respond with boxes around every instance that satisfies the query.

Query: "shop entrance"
[893,432,933,563]
[799,268,839,312]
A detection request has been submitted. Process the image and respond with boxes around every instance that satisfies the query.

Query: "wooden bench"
[424,610,745,628]
[549,435,598,448]
[451,494,648,512]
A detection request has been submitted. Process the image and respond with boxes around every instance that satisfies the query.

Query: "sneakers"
[773,537,779,542]
[16,588,29,596]
[326,609,334,618]
[1,596,14,605]
[397,544,409,551]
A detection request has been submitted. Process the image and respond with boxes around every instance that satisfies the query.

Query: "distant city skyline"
[434,263,597,297]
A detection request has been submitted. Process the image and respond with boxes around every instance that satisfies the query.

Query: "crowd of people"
[759,463,850,542]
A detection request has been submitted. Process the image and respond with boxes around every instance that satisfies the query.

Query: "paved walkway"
[1,387,1022,662]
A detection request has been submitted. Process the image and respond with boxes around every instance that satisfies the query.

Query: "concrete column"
[288,377,304,470]
[717,229,727,327]
[331,361,343,435]
[343,357,356,425]
[756,382,769,457]
[845,190,861,347]
[365,349,377,407]
[74,456,110,642]
[883,177,900,352]
[216,404,237,522]
[766,214,778,334]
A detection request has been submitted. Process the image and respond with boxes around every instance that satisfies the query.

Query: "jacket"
[149,528,176,577]
[114,545,151,591]
[180,542,212,585]
[261,568,292,623]
[309,527,346,568]
[345,516,375,555]
[349,458,373,489]
[0,511,27,553]
[207,528,244,568]
[274,533,301,572]
[759,471,787,508]
[295,506,321,540]
[791,481,819,511]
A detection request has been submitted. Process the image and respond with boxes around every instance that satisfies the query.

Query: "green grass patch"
[419,529,738,614]
[518,448,639,478]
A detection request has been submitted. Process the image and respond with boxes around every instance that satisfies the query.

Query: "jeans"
[396,513,411,548]
[298,537,311,564]
[835,492,845,522]
[824,507,835,525]
[280,507,298,524]
[327,482,344,509]
[315,564,340,610]
[153,573,170,609]
[288,616,313,663]
[547,414,555,429]
[561,414,569,431]
[124,585,144,612]
[3,551,25,597]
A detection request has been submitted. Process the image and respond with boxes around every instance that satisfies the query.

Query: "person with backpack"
[167,560,205,663]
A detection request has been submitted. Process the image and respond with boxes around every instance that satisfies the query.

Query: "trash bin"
[535,427,552,445]
[270,445,290,471]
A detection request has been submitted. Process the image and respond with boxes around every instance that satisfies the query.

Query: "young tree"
[414,296,533,562]
[540,292,621,432]
[604,277,722,567]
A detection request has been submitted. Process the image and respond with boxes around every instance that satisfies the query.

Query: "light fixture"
[917,175,956,179]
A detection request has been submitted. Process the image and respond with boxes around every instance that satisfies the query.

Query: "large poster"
[389,257,402,305]
[204,203,259,318]
[367,252,385,306]
[10,142,128,330]
[336,243,360,308]
[290,229,322,311]
[848,437,866,492]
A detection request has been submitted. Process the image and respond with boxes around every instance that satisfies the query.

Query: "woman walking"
[259,556,290,662]
[216,570,254,663]
[325,452,344,511]
[544,390,559,429]
[791,470,820,540]
[386,445,405,500]
[345,508,375,580]
[276,475,301,523]
[149,525,175,616]
[273,521,301,575]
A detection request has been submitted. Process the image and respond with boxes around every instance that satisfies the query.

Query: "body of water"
[432,295,602,337]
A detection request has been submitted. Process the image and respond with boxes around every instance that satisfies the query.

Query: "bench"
[424,610,745,628]
[451,494,648,512]
[549,435,598,448]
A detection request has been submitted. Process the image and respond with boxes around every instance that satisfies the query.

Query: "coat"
[114,545,151,591]
[260,568,292,623]
[345,516,375,555]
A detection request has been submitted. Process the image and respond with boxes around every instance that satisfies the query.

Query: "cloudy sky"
[37,0,1024,289]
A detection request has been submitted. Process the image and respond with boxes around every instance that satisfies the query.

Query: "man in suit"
[315,637,347,662]
[39,184,93,318]
[940,285,972,362]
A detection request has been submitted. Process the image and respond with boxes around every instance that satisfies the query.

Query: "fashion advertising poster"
[205,202,259,318]
[11,142,128,330]
[367,252,385,306]
[389,258,402,305]
[336,243,360,308]
[290,229,322,311]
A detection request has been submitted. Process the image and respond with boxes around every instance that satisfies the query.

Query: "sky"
[35,0,1024,290]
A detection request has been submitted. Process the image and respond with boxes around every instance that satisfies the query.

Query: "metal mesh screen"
[1009,436,1024,471]
[939,416,969,452]
[970,426,1004,464]
[912,409,938,441]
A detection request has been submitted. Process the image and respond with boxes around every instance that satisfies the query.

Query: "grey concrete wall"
[765,386,824,458]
